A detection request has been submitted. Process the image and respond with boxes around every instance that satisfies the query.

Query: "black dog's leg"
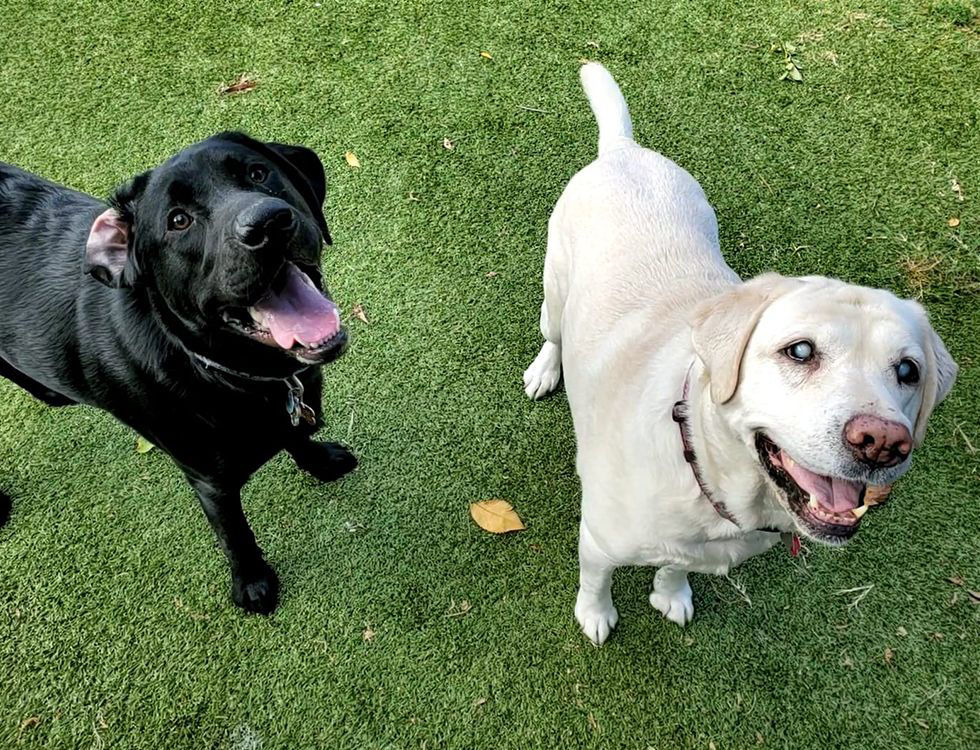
[0,490,10,528]
[283,370,357,483]
[287,438,357,483]
[187,475,279,614]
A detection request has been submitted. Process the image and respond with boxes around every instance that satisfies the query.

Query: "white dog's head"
[693,273,957,545]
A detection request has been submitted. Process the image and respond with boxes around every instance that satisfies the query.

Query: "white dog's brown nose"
[844,414,912,468]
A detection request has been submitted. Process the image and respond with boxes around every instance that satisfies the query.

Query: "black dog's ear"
[265,142,331,244]
[84,171,150,288]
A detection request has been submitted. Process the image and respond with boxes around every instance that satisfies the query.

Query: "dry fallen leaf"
[17,716,40,742]
[445,599,472,617]
[968,590,980,604]
[473,696,488,708]
[362,625,375,642]
[946,575,965,587]
[443,137,455,150]
[865,485,892,506]
[951,177,964,202]
[136,436,155,454]
[884,647,895,666]
[948,217,960,228]
[218,73,257,95]
[896,626,908,637]
[480,51,493,59]
[485,271,498,278]
[352,304,370,324]
[929,632,944,641]
[344,151,361,168]
[470,499,525,533]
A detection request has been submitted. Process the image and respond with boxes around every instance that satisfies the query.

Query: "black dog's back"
[0,164,111,402]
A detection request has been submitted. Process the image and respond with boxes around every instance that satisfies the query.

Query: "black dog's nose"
[235,200,297,248]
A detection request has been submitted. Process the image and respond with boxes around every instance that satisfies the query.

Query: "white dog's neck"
[683,360,793,534]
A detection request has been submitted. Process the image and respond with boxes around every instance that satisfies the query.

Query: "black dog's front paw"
[231,563,279,615]
[291,441,358,483]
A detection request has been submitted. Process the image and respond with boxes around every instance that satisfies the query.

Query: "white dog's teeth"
[808,495,819,509]
[851,505,868,519]
[785,456,795,468]
[248,306,265,325]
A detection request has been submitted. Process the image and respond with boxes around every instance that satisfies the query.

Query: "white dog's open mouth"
[755,434,866,544]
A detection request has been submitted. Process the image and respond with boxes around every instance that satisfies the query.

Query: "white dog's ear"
[691,273,801,404]
[913,314,958,446]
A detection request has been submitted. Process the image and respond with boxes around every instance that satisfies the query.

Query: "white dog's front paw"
[522,342,561,400]
[575,593,619,645]
[649,582,694,627]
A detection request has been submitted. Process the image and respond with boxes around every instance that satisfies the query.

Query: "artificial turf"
[1,0,978,747]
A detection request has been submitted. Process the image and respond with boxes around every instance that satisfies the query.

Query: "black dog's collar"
[672,362,799,554]
[189,351,316,428]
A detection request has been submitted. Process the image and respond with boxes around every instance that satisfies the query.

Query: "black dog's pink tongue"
[249,264,339,349]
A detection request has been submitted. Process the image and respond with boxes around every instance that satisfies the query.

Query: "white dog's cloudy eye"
[784,340,815,362]
[896,358,920,385]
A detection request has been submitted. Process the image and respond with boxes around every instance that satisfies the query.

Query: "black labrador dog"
[0,132,356,614]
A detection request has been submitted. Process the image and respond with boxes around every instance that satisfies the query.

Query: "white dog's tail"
[580,62,633,155]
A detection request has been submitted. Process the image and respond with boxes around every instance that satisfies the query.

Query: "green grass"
[1,1,978,747]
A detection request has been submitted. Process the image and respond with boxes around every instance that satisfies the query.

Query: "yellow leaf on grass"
[470,499,525,534]
[136,436,155,454]
[352,303,370,324]
[480,51,493,59]
[344,151,361,168]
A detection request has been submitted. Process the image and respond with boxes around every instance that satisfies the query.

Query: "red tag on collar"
[790,534,801,557]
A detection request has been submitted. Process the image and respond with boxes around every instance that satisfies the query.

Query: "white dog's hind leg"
[650,566,694,626]
[574,523,619,645]
[523,228,565,400]
[523,336,562,400]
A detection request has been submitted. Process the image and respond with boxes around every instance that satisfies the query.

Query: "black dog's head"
[84,132,345,374]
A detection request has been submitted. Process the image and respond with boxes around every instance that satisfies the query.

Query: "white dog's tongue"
[781,452,863,513]
[250,264,340,350]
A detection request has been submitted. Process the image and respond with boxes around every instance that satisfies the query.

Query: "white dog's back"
[551,65,737,378]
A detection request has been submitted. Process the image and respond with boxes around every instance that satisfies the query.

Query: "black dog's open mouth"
[755,434,867,544]
[221,263,346,363]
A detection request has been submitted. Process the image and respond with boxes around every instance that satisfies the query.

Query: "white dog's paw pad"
[649,585,694,627]
[523,343,561,400]
[575,602,619,645]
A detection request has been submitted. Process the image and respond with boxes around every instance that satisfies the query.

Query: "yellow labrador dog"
[524,63,957,645]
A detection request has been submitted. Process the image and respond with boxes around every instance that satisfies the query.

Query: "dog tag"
[286,376,317,427]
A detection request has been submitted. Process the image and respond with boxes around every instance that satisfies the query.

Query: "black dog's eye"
[784,340,815,363]
[896,358,920,385]
[248,164,269,184]
[167,209,193,231]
